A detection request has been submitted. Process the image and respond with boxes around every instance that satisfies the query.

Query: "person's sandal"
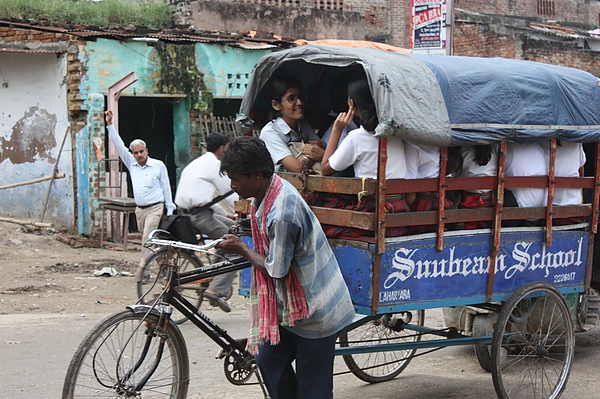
[204,291,231,313]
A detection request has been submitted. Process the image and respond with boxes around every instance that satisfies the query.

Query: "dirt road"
[1,221,599,398]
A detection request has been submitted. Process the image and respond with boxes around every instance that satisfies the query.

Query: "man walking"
[175,132,239,312]
[104,110,175,271]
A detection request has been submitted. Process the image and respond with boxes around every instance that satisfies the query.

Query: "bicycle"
[62,229,271,399]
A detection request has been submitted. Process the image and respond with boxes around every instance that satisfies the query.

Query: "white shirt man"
[174,132,239,312]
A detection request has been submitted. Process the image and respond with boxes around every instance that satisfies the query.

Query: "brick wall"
[387,0,411,49]
[453,23,520,59]
[174,0,599,48]
[455,0,600,27]
[0,26,67,43]
[175,0,384,42]
[453,21,599,76]
[522,37,600,76]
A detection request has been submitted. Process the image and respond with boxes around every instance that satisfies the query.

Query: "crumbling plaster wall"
[0,51,74,227]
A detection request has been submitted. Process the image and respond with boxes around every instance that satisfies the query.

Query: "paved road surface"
[2,304,600,399]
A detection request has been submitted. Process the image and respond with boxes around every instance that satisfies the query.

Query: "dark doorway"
[115,97,177,196]
[213,98,241,118]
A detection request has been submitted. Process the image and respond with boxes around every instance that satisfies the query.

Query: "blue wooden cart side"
[240,225,588,315]
[332,226,588,315]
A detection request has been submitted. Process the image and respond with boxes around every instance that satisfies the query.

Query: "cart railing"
[275,139,600,302]
[282,141,598,236]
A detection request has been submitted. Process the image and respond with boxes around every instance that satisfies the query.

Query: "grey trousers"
[188,207,236,297]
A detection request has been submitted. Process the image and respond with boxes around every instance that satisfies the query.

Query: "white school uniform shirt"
[259,117,320,171]
[460,146,498,194]
[174,151,239,216]
[327,126,406,179]
[541,141,586,206]
[505,142,548,207]
[404,142,440,179]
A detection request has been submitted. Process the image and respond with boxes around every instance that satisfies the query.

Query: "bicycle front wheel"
[62,309,189,399]
[137,248,205,324]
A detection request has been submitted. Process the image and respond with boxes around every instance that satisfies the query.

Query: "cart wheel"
[491,282,574,399]
[473,313,506,373]
[339,310,424,383]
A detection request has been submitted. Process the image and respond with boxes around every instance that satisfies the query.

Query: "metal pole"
[40,126,71,223]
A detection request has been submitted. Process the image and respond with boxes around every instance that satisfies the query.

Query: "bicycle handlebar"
[145,229,224,253]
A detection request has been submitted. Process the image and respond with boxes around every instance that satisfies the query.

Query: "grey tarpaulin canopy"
[237,44,600,146]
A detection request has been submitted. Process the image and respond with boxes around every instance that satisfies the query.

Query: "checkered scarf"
[247,174,309,355]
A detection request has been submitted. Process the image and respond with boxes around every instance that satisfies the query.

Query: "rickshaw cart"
[236,44,600,399]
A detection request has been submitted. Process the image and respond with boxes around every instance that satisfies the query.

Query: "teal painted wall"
[82,39,272,102]
[173,98,191,178]
[76,39,274,235]
[83,39,161,97]
[195,45,272,98]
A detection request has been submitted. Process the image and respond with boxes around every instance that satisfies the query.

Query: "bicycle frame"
[130,232,264,392]
[163,258,251,355]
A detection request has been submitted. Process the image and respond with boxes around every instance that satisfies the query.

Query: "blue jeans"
[255,326,338,399]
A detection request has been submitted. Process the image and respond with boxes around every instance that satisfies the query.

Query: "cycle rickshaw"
[63,44,600,399]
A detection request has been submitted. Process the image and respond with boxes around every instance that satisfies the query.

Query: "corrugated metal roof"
[232,41,279,50]
[0,18,294,47]
[1,19,68,33]
[530,22,585,39]
[68,28,233,44]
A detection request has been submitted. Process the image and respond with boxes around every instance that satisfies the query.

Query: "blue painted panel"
[492,231,587,295]
[369,230,587,312]
[330,244,374,309]
[237,229,589,313]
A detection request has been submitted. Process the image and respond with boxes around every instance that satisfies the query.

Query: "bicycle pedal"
[216,348,226,359]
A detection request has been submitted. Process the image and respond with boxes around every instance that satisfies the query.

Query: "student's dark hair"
[220,136,274,178]
[471,145,492,166]
[206,132,229,153]
[329,71,363,114]
[316,71,362,134]
[447,146,464,176]
[268,76,303,120]
[347,78,378,132]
